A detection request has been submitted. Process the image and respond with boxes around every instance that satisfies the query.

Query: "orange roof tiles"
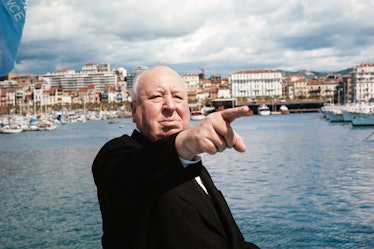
[34,83,43,89]
[78,88,88,93]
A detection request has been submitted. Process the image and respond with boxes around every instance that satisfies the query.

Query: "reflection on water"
[204,114,374,248]
[1,114,374,248]
[1,148,101,248]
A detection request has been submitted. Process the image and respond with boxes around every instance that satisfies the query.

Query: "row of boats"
[257,104,289,116]
[0,115,59,133]
[320,102,374,126]
[190,104,289,120]
[0,109,131,134]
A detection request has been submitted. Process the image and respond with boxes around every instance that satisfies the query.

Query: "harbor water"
[1,113,373,248]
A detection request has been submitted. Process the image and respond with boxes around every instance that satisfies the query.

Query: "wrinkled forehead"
[138,70,187,93]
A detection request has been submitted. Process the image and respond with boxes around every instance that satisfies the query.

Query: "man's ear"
[131,102,137,123]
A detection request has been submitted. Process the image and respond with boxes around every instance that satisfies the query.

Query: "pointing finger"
[232,132,246,152]
[221,106,250,123]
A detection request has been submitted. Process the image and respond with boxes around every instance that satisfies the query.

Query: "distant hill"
[334,67,354,75]
[280,67,354,78]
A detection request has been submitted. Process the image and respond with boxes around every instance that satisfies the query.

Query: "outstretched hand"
[175,106,250,160]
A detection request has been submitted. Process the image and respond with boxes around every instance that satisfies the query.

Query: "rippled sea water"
[1,113,373,248]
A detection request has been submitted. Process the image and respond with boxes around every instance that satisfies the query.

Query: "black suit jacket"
[92,130,259,249]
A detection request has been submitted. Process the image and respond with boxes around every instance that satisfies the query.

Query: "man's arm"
[92,133,202,199]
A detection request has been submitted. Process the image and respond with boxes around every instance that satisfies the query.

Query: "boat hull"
[258,111,270,116]
[191,115,205,121]
[351,113,374,126]
[1,127,23,133]
[280,105,289,114]
[324,112,344,122]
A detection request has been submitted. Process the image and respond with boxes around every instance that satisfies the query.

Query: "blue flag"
[0,0,27,76]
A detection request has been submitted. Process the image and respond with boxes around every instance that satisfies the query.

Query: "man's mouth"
[160,119,181,129]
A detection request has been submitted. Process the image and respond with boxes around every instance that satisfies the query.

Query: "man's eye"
[150,95,162,99]
[174,95,184,100]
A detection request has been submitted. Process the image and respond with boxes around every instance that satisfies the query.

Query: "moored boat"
[321,104,345,122]
[190,111,206,121]
[342,110,354,122]
[1,125,23,133]
[351,112,374,126]
[38,122,58,131]
[0,114,24,133]
[189,103,212,121]
[280,105,289,114]
[257,104,270,116]
[324,109,344,122]
[341,102,372,122]
[349,104,374,126]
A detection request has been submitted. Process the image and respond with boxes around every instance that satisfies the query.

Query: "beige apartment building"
[352,63,374,102]
[230,69,283,99]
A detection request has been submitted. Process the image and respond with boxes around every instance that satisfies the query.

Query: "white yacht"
[257,104,270,116]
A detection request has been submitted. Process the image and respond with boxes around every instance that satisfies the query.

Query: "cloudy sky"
[15,0,374,76]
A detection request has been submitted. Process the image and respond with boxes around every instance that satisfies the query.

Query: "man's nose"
[163,95,176,111]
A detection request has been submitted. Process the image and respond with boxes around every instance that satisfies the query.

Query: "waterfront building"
[184,73,231,103]
[182,73,200,90]
[291,77,308,100]
[183,73,200,102]
[42,63,117,92]
[97,63,111,72]
[283,74,341,101]
[0,89,16,107]
[33,80,53,108]
[230,69,282,99]
[0,79,19,91]
[81,62,111,73]
[217,88,231,99]
[82,63,98,73]
[282,76,293,100]
[126,66,148,93]
[341,73,353,104]
[114,67,127,82]
[0,76,33,113]
[198,78,218,101]
[352,63,374,102]
[217,77,231,99]
[307,78,340,101]
[102,85,123,103]
[61,93,72,104]
[41,88,59,106]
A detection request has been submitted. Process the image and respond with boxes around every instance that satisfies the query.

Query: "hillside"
[280,67,354,78]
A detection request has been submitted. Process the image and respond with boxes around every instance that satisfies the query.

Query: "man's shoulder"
[93,133,138,162]
[100,133,132,148]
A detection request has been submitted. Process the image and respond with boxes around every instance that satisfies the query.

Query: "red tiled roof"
[78,88,88,93]
[34,83,43,89]
[358,63,374,67]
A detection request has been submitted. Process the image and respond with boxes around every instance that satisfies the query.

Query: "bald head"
[131,66,187,103]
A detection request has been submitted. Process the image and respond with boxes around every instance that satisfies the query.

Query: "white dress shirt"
[179,156,209,195]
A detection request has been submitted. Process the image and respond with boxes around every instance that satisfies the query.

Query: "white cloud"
[14,0,374,76]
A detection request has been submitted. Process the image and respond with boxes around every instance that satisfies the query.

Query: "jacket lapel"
[200,167,244,247]
[175,179,227,238]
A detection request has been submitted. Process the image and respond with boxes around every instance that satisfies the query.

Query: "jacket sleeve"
[92,132,202,201]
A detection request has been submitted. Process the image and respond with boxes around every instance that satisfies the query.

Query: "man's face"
[132,66,191,142]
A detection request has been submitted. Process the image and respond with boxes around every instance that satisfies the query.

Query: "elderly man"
[92,66,260,249]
